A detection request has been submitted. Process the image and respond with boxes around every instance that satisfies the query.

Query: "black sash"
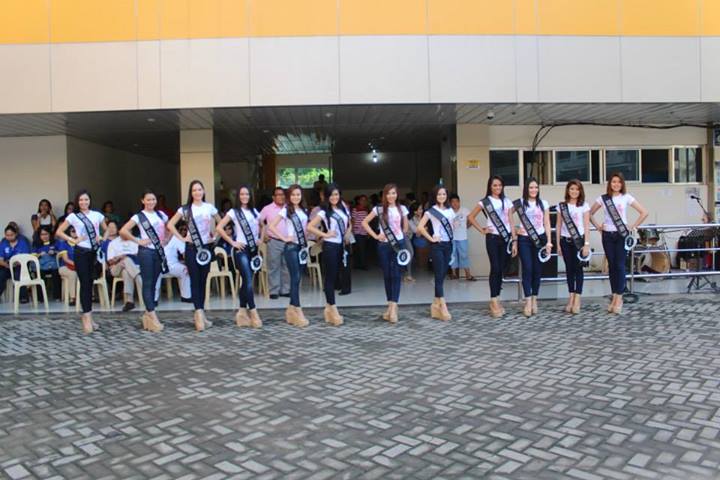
[512,199,544,249]
[482,197,511,243]
[559,202,584,250]
[184,205,207,249]
[330,209,349,267]
[137,211,169,274]
[427,207,454,242]
[376,207,402,254]
[289,211,308,249]
[601,194,630,238]
[234,208,258,254]
[76,211,103,261]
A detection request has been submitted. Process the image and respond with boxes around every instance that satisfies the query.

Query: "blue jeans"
[518,234,546,297]
[322,242,342,305]
[560,237,584,294]
[431,241,452,297]
[283,243,302,307]
[602,231,627,295]
[485,234,507,298]
[234,250,256,309]
[138,246,162,312]
[377,242,401,302]
[186,244,211,310]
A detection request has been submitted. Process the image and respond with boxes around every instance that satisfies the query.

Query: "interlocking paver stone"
[1,294,720,478]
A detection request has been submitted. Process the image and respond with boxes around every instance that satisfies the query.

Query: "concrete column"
[180,129,217,205]
[456,124,491,275]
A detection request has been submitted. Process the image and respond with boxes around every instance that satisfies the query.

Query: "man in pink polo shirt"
[259,187,289,299]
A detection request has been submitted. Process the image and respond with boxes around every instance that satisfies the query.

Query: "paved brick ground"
[1,295,720,479]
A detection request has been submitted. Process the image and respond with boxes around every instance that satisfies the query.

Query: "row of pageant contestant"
[57,172,646,334]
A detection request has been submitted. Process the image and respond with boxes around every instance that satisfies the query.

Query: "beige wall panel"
[0,44,51,114]
[428,36,516,103]
[0,136,68,236]
[621,37,701,102]
[538,36,621,102]
[51,42,138,112]
[515,36,539,102]
[339,36,429,104]
[701,37,720,102]
[160,39,250,108]
[137,41,161,109]
[250,36,340,106]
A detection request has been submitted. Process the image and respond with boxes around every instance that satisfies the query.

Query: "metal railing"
[504,222,720,299]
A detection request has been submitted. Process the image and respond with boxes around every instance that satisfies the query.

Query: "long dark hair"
[485,176,505,200]
[73,190,92,212]
[37,199,52,214]
[285,184,305,217]
[606,172,627,196]
[564,179,585,206]
[322,183,347,221]
[431,185,449,208]
[236,184,255,209]
[185,180,206,206]
[141,188,157,212]
[381,183,398,226]
[522,177,544,211]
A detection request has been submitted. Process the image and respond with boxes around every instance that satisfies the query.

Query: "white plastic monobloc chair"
[9,254,48,314]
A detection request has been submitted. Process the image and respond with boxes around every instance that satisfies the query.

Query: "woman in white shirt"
[510,178,552,317]
[308,183,351,327]
[270,184,309,328]
[468,176,514,318]
[120,189,169,333]
[361,183,409,323]
[555,180,592,315]
[589,172,648,314]
[167,180,221,331]
[216,185,263,329]
[416,185,456,321]
[55,190,108,334]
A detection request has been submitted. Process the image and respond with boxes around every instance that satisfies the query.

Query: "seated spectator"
[57,228,77,306]
[31,199,57,233]
[216,222,237,277]
[105,221,141,312]
[57,202,75,227]
[157,221,191,302]
[102,201,122,225]
[0,223,31,303]
[33,226,61,300]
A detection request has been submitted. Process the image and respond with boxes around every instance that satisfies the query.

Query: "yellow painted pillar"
[180,129,217,206]
[456,124,491,276]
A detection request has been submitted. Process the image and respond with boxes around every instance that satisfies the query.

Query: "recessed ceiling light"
[325,112,334,118]
[147,118,156,123]
[263,129,270,133]
[133,143,139,147]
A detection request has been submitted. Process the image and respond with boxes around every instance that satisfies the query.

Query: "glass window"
[591,150,601,184]
[606,150,640,182]
[674,147,702,183]
[489,150,519,186]
[641,149,669,183]
[555,150,590,183]
[523,151,551,185]
[277,167,331,188]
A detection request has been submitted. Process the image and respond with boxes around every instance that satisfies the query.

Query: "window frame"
[489,149,521,186]
[552,149,593,185]
[603,148,641,184]
[671,145,703,185]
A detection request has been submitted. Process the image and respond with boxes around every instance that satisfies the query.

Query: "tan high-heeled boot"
[388,302,398,323]
[81,313,93,334]
[248,309,263,328]
[324,304,343,326]
[612,298,623,315]
[382,303,391,321]
[438,298,452,321]
[571,294,581,314]
[522,298,532,317]
[607,295,616,313]
[564,293,574,313]
[531,296,538,315]
[497,300,506,315]
[194,309,205,331]
[146,311,164,333]
[489,298,502,318]
[285,306,298,326]
[430,298,442,319]
[235,308,251,327]
[294,306,309,327]
[200,310,212,328]
[141,312,150,330]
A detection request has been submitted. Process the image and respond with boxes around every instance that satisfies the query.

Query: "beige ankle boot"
[324,304,343,326]
[564,294,574,313]
[438,298,452,321]
[235,308,251,327]
[522,299,532,317]
[388,302,398,323]
[194,310,205,331]
[382,303,391,321]
[531,296,538,314]
[81,313,94,334]
[285,306,298,326]
[571,294,581,314]
[430,298,442,319]
[248,309,263,328]
[294,306,309,327]
[146,311,164,333]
